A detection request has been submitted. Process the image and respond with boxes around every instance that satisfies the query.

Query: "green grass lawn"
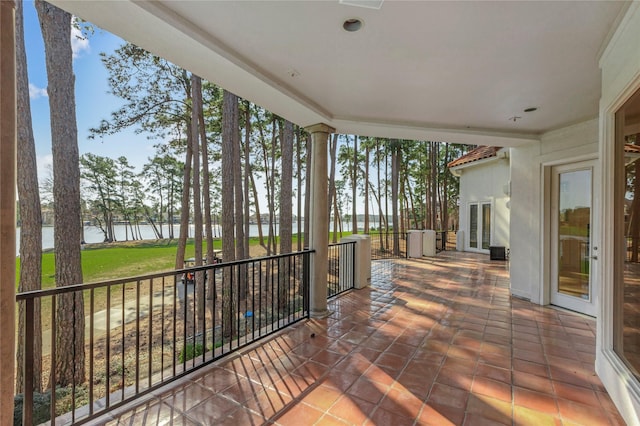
[16,239,203,290]
[15,232,359,291]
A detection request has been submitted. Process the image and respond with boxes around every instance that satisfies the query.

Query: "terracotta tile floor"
[98,251,625,425]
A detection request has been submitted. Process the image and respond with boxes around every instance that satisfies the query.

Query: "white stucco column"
[305,123,334,318]
[0,0,16,423]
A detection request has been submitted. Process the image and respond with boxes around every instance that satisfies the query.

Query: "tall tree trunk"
[424,141,431,229]
[333,190,341,239]
[158,178,164,238]
[280,121,294,254]
[391,140,400,255]
[221,90,237,339]
[175,132,192,269]
[352,135,358,234]
[198,84,215,300]
[16,0,42,394]
[249,171,266,249]
[36,0,85,386]
[157,176,164,239]
[438,182,444,231]
[443,143,450,232]
[296,128,303,251]
[364,143,370,233]
[257,114,274,254]
[304,133,311,249]
[279,120,294,309]
[431,141,438,230]
[385,141,390,248]
[233,96,246,300]
[328,134,338,242]
[399,170,406,235]
[405,175,419,229]
[191,75,205,327]
[333,191,339,243]
[251,108,267,250]
[369,185,385,226]
[144,205,161,239]
[376,139,384,248]
[107,209,114,242]
[268,118,277,254]
[166,181,171,239]
[243,102,251,258]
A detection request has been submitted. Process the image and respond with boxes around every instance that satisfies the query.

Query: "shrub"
[14,391,51,426]
[179,343,204,363]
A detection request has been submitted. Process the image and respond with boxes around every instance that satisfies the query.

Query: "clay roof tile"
[447,146,501,168]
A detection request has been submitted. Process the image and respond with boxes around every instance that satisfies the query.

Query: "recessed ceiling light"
[343,18,363,32]
[524,107,538,113]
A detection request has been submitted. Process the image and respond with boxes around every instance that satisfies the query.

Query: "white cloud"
[71,24,90,59]
[36,154,54,202]
[29,83,47,100]
[37,154,53,183]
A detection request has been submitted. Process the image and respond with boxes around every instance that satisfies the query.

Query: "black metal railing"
[436,231,446,252]
[327,241,356,298]
[368,232,407,260]
[16,250,312,425]
[446,231,457,251]
[436,230,457,252]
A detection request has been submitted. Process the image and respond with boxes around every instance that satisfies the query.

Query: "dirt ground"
[29,243,307,418]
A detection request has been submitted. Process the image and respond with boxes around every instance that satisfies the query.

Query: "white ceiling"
[52,0,629,147]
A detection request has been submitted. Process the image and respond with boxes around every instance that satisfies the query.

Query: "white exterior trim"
[597,3,640,424]
[539,155,598,308]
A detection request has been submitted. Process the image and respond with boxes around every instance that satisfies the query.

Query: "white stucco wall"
[597,3,640,424]
[509,119,598,303]
[508,143,541,301]
[457,156,510,253]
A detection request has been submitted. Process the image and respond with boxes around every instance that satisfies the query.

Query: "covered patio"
[4,1,640,423]
[93,252,623,426]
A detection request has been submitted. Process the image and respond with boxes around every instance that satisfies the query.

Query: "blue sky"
[23,2,360,216]
[22,2,303,216]
[24,1,158,181]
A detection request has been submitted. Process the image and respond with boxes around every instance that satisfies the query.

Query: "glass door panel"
[557,169,591,300]
[614,88,640,379]
[482,204,491,250]
[470,204,478,248]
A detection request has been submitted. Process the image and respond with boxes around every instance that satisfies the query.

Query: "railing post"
[23,298,34,426]
[340,236,371,290]
[405,232,409,259]
[304,251,310,316]
[351,243,356,290]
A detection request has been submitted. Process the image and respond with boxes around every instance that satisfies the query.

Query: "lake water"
[15,220,379,256]
[15,223,295,256]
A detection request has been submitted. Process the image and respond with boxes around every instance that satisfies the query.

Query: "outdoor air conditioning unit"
[489,246,507,261]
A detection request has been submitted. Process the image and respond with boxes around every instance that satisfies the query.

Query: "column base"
[310,309,332,319]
